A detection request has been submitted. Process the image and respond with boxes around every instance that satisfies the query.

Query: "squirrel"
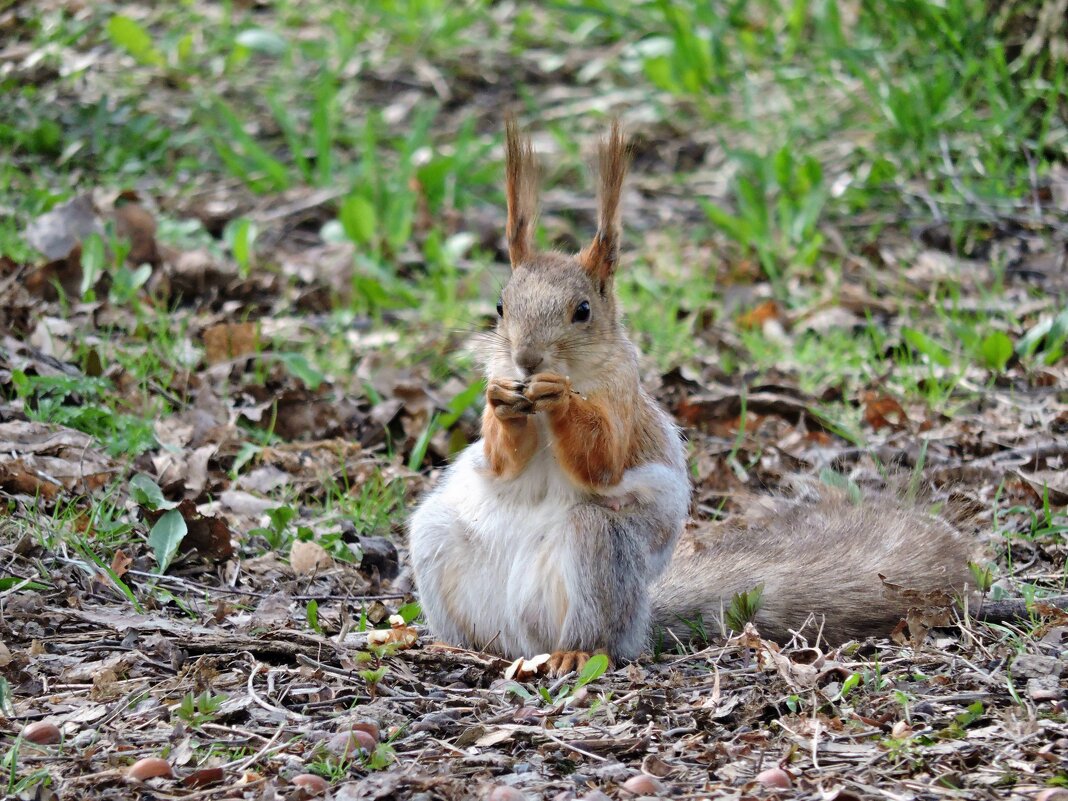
[407,119,976,676]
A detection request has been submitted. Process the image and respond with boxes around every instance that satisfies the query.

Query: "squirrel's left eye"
[496,298,504,317]
[572,300,591,323]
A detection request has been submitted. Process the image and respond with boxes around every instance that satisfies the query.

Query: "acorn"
[22,721,61,745]
[127,757,174,782]
[755,767,792,788]
[622,774,664,795]
[291,774,329,796]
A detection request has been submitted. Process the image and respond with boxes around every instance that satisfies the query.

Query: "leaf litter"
[0,3,1066,800]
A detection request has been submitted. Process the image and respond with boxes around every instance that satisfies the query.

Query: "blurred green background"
[2,0,1066,457]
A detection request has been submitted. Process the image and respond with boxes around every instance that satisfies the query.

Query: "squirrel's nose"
[514,349,543,376]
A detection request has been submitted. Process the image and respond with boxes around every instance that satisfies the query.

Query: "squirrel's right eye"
[496,299,504,317]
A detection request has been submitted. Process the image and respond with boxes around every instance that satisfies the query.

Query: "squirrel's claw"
[547,650,590,677]
[488,377,533,419]
[547,649,613,677]
[524,373,573,412]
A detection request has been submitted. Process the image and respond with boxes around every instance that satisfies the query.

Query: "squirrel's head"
[486,119,631,383]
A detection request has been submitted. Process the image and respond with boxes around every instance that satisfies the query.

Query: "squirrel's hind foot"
[547,649,612,677]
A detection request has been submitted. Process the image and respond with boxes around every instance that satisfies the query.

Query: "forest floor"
[0,2,1066,799]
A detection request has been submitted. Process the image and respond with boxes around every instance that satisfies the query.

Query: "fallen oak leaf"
[1013,469,1068,506]
[182,767,225,789]
[0,421,116,497]
[878,576,957,608]
[0,461,62,500]
[675,389,836,434]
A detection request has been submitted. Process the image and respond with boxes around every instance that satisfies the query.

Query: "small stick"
[538,728,609,763]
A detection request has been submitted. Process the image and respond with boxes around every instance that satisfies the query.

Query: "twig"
[229,722,288,772]
[538,728,609,762]
[960,442,1068,468]
[1023,145,1042,219]
[978,594,1068,624]
[295,652,357,679]
[252,187,346,224]
[245,656,304,721]
[199,722,275,743]
[809,704,820,771]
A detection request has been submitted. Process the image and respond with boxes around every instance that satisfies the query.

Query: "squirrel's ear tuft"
[505,116,539,269]
[579,119,631,283]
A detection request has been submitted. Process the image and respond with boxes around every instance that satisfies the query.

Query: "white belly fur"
[412,433,584,656]
[410,413,689,657]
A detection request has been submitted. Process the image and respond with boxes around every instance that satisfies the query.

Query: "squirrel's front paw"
[524,373,573,414]
[487,378,533,420]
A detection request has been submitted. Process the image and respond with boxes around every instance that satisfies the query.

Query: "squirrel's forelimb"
[545,390,629,490]
[524,373,631,490]
[483,372,634,490]
[482,404,538,480]
[483,378,538,479]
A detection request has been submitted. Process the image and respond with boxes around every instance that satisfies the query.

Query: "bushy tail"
[651,485,976,645]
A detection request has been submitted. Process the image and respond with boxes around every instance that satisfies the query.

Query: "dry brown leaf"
[112,199,159,267]
[0,421,115,497]
[158,248,239,299]
[474,728,515,747]
[203,321,260,365]
[737,299,781,330]
[881,575,957,647]
[22,194,157,299]
[153,443,217,498]
[863,392,910,431]
[178,500,234,561]
[675,388,830,436]
[110,549,132,579]
[142,499,234,562]
[251,591,292,629]
[754,638,818,690]
[290,539,333,575]
[1014,469,1068,505]
[153,417,195,449]
[182,767,225,789]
